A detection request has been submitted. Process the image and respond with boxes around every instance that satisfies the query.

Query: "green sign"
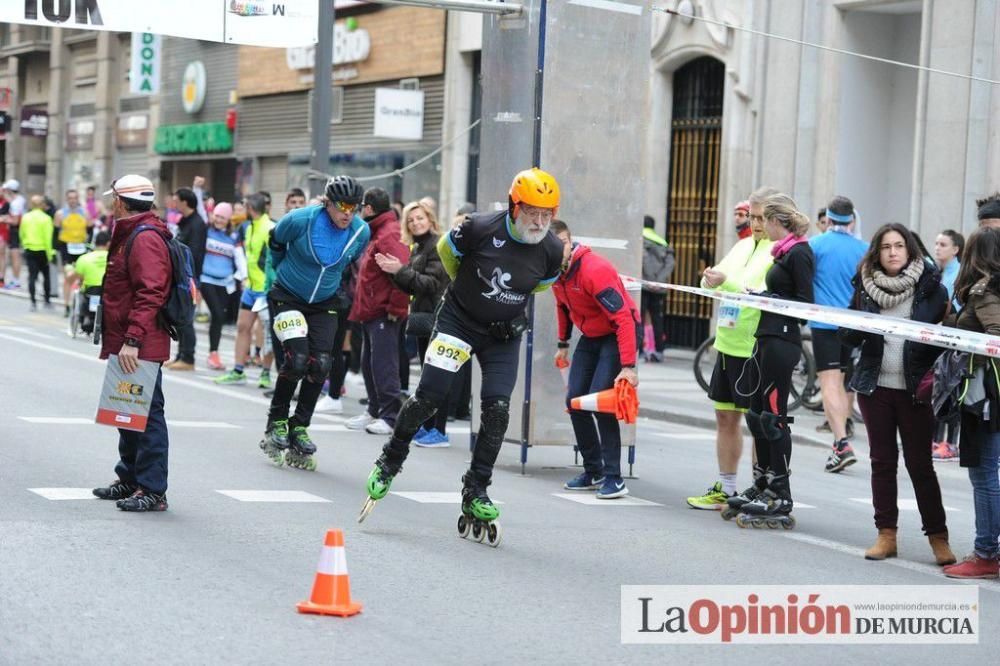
[154,122,232,155]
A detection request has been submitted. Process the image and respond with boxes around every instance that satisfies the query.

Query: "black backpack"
[125,224,197,340]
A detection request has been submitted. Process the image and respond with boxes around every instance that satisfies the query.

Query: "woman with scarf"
[728,191,814,529]
[841,223,955,565]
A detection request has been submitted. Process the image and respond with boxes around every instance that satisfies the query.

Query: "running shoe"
[116,489,168,512]
[92,479,139,501]
[686,481,731,510]
[824,439,857,473]
[345,413,376,431]
[564,472,604,491]
[207,351,225,370]
[414,428,450,448]
[366,419,394,435]
[596,476,629,499]
[257,370,272,389]
[932,441,958,461]
[816,420,832,433]
[214,370,247,385]
[314,395,343,414]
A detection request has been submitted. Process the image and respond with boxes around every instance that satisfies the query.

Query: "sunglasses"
[332,200,359,214]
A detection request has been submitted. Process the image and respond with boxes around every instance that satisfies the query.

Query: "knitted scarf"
[862,259,924,309]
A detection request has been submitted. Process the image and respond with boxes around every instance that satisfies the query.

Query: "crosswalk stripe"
[28,488,97,500]
[551,493,662,506]
[0,326,54,339]
[215,490,331,503]
[168,421,240,429]
[19,417,91,425]
[849,497,959,512]
[390,491,505,505]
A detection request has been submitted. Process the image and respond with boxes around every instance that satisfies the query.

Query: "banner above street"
[6,0,319,47]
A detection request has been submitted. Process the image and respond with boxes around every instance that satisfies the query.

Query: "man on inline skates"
[359,168,565,546]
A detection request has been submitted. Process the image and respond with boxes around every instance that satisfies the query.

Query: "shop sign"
[130,33,161,95]
[20,105,48,137]
[286,21,371,70]
[373,88,423,141]
[66,119,96,151]
[182,61,207,114]
[154,122,232,155]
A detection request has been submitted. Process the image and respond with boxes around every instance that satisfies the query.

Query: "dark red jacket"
[100,211,173,362]
[349,210,411,323]
[552,244,640,365]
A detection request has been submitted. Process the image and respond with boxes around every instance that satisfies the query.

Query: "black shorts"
[60,246,87,266]
[811,328,851,372]
[707,351,753,411]
[7,225,20,249]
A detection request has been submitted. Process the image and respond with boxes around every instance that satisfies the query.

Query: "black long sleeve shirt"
[755,241,815,344]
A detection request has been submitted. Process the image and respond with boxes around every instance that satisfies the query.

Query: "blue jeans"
[114,368,169,495]
[969,431,1000,559]
[567,335,622,478]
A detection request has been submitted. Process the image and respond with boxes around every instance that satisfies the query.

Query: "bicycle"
[693,332,817,413]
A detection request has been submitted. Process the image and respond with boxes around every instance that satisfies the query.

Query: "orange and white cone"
[570,387,618,414]
[296,529,363,617]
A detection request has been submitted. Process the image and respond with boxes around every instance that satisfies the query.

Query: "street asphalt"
[0,291,997,664]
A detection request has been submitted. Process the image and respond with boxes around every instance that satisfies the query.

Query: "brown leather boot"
[864,528,898,560]
[928,532,957,566]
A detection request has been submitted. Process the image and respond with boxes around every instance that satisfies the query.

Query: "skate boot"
[458,471,502,547]
[736,475,796,530]
[259,418,289,466]
[358,450,405,523]
[721,466,768,521]
[285,422,317,471]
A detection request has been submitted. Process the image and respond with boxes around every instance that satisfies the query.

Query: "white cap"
[2,179,20,191]
[104,174,155,202]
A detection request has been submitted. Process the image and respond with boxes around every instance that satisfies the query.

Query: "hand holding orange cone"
[569,379,639,424]
[297,529,363,617]
[555,357,570,387]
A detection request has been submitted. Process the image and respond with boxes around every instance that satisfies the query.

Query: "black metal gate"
[664,56,724,349]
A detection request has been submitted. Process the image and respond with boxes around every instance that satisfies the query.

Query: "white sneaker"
[345,413,375,430]
[314,395,343,414]
[345,371,365,387]
[365,419,394,435]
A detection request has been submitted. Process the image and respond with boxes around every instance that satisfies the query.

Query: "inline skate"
[285,421,317,471]
[358,450,404,523]
[259,418,289,466]
[735,475,795,530]
[721,467,768,521]
[457,472,502,547]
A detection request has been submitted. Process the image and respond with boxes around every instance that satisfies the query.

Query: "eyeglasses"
[331,200,359,214]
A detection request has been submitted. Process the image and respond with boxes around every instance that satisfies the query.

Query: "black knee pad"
[394,390,441,434]
[282,350,309,381]
[306,352,333,383]
[746,410,785,442]
[478,399,511,448]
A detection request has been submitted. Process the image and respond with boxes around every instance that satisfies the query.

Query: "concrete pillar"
[643,65,671,231]
[44,28,66,198]
[4,53,20,182]
[92,31,115,191]
[961,0,998,226]
[437,10,474,221]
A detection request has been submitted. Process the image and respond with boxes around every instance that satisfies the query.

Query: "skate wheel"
[765,518,779,529]
[783,516,796,530]
[486,522,502,548]
[305,458,317,471]
[721,508,736,521]
[735,514,750,529]
[457,515,471,538]
[358,497,376,524]
[471,521,485,542]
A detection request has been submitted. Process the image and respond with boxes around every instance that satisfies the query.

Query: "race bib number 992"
[425,333,472,372]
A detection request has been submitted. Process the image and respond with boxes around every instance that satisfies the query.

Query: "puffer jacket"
[840,260,948,398]
[390,232,449,315]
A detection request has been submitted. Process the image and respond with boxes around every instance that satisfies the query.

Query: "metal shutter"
[259,156,289,219]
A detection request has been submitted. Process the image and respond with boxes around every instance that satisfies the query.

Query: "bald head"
[30,195,45,209]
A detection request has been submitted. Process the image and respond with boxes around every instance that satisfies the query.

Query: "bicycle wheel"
[68,290,81,339]
[693,336,717,394]
[787,345,816,412]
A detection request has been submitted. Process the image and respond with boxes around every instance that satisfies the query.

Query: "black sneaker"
[93,479,139,500]
[116,489,168,512]
[824,439,857,473]
[816,420,832,433]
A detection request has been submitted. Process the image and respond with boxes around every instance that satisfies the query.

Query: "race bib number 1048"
[425,333,472,372]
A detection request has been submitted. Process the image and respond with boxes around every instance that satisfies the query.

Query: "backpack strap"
[124,224,165,262]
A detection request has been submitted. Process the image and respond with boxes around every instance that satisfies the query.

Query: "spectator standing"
[91,175,173,512]
[2,179,26,289]
[166,188,206,370]
[977,193,1000,229]
[733,201,752,240]
[345,187,411,436]
[842,223,954,565]
[815,208,830,235]
[640,215,674,362]
[19,195,54,311]
[934,230,964,304]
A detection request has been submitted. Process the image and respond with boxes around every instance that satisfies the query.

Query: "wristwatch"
[557,341,570,349]
[123,336,142,348]
[621,364,636,369]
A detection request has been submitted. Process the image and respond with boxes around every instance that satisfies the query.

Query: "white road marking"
[19,417,92,425]
[568,0,643,16]
[28,488,97,500]
[215,490,331,503]
[0,326,55,339]
[783,532,1000,594]
[551,493,662,506]
[652,432,717,440]
[849,497,959,512]
[309,424,351,433]
[390,491,505,505]
[168,420,240,429]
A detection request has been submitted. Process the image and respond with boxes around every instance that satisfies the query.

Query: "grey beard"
[515,220,549,245]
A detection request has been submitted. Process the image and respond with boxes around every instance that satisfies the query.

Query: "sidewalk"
[0,283,854,451]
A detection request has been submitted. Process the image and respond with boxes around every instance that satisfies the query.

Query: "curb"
[639,406,837,451]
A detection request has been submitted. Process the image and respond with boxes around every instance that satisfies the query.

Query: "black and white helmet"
[325,175,364,205]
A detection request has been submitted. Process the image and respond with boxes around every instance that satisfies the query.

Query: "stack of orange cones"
[569,379,639,424]
[297,529,363,617]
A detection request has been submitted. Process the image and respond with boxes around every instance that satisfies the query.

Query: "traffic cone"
[569,380,639,424]
[296,529,363,617]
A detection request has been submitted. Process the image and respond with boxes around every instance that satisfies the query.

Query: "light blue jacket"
[271,205,370,304]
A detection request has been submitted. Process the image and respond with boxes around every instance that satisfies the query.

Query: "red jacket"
[100,211,173,362]
[552,244,640,365]
[349,210,411,323]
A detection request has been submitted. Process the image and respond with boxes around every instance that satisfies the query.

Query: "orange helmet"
[509,168,560,215]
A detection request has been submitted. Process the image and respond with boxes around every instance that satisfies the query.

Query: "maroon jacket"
[99,211,173,362]
[552,244,640,366]
[349,210,411,323]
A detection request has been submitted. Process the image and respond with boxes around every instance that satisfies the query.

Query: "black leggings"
[25,250,51,304]
[327,308,350,397]
[267,290,338,428]
[200,283,230,352]
[745,336,799,480]
[416,336,450,434]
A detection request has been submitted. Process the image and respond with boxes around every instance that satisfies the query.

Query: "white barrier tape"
[627,276,1000,359]
[316,545,348,576]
